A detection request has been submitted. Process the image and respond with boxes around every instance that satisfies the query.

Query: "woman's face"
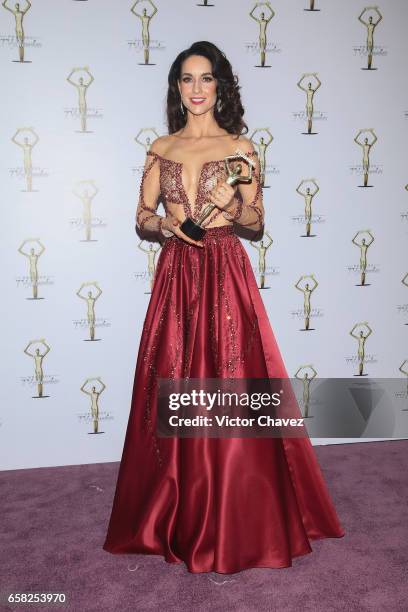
[178,54,217,116]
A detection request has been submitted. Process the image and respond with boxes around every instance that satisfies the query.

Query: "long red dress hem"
[103,226,345,574]
[103,529,345,574]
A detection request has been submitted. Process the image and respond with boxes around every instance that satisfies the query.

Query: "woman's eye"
[182,76,213,83]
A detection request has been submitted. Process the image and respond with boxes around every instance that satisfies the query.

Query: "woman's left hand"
[208,179,236,212]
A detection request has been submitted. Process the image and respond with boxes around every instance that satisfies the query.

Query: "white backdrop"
[1,0,407,470]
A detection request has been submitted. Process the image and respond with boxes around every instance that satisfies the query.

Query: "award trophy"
[180,149,256,241]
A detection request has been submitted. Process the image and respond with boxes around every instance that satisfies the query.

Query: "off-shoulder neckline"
[144,149,258,212]
[146,150,258,165]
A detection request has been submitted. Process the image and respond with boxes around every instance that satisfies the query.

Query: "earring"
[216,97,223,112]
[180,99,185,115]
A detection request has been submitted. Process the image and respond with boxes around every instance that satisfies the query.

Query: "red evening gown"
[102,148,345,573]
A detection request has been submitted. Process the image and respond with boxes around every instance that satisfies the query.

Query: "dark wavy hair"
[166,41,248,137]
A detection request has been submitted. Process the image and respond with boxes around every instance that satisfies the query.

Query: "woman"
[103,41,345,574]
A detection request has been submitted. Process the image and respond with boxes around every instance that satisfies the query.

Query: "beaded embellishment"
[141,149,263,230]
[136,154,164,233]
[140,226,261,467]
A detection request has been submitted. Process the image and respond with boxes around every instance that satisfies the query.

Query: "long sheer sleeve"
[222,148,264,232]
[135,151,166,235]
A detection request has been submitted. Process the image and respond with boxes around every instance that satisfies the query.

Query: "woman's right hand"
[162,217,204,248]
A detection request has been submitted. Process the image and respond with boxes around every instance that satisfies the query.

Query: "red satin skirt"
[103,225,345,573]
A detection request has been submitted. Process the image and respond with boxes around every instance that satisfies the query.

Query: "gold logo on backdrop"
[18,238,45,299]
[80,377,106,434]
[249,128,273,188]
[73,180,99,242]
[76,282,103,341]
[304,0,319,11]
[350,322,373,376]
[399,361,408,403]
[294,365,318,419]
[250,231,273,289]
[295,274,319,331]
[131,0,158,65]
[249,2,275,68]
[138,241,161,292]
[67,66,95,133]
[24,338,51,398]
[12,127,39,192]
[358,6,383,70]
[401,274,408,325]
[354,128,377,187]
[296,178,319,237]
[297,73,321,135]
[135,128,160,153]
[2,0,31,62]
[352,230,374,286]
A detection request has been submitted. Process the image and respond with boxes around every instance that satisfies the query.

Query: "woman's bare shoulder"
[148,135,172,155]
[233,135,256,153]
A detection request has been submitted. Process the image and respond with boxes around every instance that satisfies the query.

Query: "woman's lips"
[190,98,206,105]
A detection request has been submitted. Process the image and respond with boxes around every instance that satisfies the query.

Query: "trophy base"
[180,217,206,240]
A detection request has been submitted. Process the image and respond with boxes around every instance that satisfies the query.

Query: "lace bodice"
[136,147,264,236]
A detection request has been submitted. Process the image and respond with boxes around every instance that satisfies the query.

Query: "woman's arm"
[135,148,166,235]
[222,140,264,231]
